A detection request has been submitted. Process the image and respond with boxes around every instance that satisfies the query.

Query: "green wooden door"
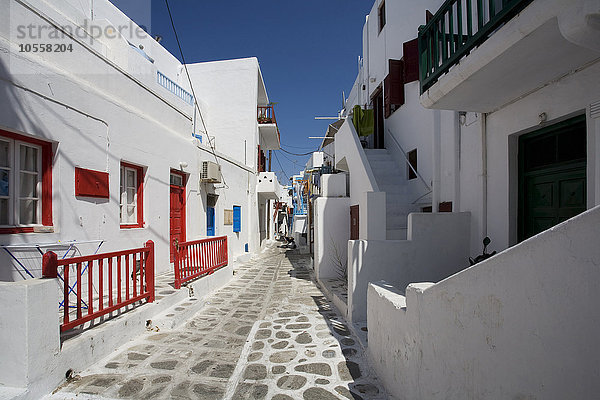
[519,115,587,242]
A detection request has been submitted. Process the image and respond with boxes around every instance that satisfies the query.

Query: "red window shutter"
[384,74,391,118]
[75,167,109,198]
[426,10,434,23]
[384,60,404,107]
[403,38,419,83]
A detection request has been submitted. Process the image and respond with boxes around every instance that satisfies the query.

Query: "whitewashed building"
[0,0,281,282]
[0,0,282,397]
[315,0,470,324]
[320,0,600,399]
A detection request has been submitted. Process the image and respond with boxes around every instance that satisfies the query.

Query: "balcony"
[257,105,281,150]
[419,0,600,112]
[257,172,281,200]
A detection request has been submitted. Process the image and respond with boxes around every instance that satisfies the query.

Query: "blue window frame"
[233,205,241,232]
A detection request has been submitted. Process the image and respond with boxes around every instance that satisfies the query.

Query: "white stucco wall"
[368,205,600,400]
[457,61,600,254]
[313,197,350,282]
[0,1,269,280]
[348,212,470,323]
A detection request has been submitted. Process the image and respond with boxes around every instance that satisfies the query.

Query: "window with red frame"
[0,131,52,232]
[120,162,144,228]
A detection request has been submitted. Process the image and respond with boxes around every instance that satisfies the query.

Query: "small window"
[407,149,417,180]
[170,173,184,187]
[120,163,144,228]
[0,132,52,232]
[378,1,386,33]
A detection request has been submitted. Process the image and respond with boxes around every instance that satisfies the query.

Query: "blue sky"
[111,0,373,184]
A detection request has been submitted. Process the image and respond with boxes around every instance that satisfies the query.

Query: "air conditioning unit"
[200,161,221,183]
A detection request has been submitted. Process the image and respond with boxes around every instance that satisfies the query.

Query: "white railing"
[157,71,194,105]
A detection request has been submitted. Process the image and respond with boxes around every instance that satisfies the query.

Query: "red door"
[170,172,186,262]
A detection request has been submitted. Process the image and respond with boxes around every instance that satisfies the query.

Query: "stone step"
[364,149,393,161]
[369,159,397,170]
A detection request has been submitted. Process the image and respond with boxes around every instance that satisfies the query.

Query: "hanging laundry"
[352,105,374,137]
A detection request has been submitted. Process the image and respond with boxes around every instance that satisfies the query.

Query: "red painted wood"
[41,141,53,226]
[98,259,103,311]
[120,162,144,229]
[173,236,228,288]
[403,38,420,83]
[169,170,187,262]
[49,243,155,332]
[117,256,122,304]
[88,261,93,315]
[108,258,113,308]
[125,254,130,300]
[63,263,69,325]
[0,129,53,229]
[76,263,82,320]
[75,167,109,198]
[384,59,405,118]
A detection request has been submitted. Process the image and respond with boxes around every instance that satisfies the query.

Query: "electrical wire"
[281,143,319,150]
[280,147,319,156]
[278,150,303,166]
[272,151,290,182]
[164,0,228,188]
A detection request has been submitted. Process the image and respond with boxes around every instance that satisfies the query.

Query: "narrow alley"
[48,244,387,400]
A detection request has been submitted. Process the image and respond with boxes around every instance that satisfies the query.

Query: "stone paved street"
[49,244,387,399]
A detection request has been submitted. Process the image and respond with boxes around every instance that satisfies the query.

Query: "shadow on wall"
[348,212,471,323]
[0,55,176,281]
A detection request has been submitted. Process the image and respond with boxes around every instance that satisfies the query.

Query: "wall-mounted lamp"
[538,112,547,125]
[179,161,188,169]
[459,111,467,125]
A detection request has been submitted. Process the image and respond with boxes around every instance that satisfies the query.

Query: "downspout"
[481,112,488,237]
[432,110,441,212]
[453,112,461,211]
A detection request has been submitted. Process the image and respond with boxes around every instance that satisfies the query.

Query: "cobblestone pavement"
[50,244,387,399]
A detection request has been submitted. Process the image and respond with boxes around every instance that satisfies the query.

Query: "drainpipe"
[432,110,441,212]
[481,113,488,237]
[453,112,461,211]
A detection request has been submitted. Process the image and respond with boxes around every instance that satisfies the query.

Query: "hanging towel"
[352,105,374,137]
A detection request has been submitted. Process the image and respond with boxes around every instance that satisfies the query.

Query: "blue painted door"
[207,207,215,236]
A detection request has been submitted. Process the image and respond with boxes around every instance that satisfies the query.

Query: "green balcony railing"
[418,0,534,93]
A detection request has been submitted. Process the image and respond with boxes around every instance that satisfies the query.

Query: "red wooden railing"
[173,236,228,289]
[257,105,281,143]
[43,241,155,332]
[257,105,276,124]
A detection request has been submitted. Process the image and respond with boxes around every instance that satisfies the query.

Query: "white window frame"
[0,138,42,227]
[120,165,139,225]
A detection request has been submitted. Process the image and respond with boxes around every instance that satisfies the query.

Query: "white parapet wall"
[314,196,350,281]
[367,205,600,400]
[348,212,470,323]
[0,278,59,397]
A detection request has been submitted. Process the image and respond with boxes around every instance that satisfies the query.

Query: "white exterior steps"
[364,149,413,240]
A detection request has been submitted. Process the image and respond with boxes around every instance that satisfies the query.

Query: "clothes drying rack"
[2,240,105,309]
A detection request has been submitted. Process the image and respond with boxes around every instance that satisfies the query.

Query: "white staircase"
[364,149,417,240]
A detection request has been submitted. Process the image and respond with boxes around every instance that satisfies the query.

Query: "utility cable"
[280,147,319,157]
[272,151,290,182]
[164,0,229,188]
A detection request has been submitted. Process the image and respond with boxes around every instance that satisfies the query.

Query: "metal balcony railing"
[419,0,534,93]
